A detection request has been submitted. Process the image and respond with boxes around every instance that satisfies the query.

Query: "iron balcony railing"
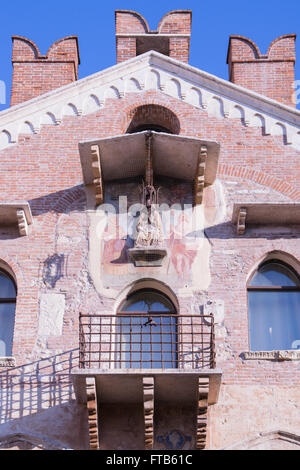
[79,313,216,370]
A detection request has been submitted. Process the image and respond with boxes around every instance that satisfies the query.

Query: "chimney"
[11,36,80,106]
[227,34,296,107]
[115,10,192,64]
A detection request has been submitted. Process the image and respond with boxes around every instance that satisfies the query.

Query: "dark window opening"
[128,124,172,134]
[0,270,17,357]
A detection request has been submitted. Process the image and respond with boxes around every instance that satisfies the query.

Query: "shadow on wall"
[28,185,86,217]
[0,349,79,424]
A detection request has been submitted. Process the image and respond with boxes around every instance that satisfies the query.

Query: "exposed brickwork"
[0,90,299,365]
[11,36,80,106]
[0,10,299,451]
[227,34,296,107]
[115,10,191,64]
[126,103,181,133]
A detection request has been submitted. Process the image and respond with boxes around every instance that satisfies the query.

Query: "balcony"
[78,313,216,370]
[72,313,222,450]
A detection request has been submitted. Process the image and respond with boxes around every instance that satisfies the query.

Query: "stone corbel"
[196,377,209,450]
[143,376,154,450]
[0,203,33,237]
[86,377,99,450]
[194,145,207,205]
[237,207,247,235]
[91,145,103,206]
[16,209,28,236]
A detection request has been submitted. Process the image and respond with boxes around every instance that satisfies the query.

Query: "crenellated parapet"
[11,35,80,106]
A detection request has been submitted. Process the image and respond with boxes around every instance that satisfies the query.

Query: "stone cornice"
[0,51,300,150]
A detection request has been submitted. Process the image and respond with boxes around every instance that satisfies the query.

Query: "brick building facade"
[0,10,299,450]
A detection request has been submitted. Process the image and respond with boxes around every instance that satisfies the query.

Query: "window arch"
[0,269,17,356]
[248,260,300,351]
[126,104,180,135]
[117,289,177,368]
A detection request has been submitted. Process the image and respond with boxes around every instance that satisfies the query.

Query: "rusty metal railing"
[79,313,216,370]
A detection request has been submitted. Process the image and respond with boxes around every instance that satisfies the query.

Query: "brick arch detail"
[218,163,300,200]
[245,249,300,286]
[121,97,182,134]
[0,255,25,292]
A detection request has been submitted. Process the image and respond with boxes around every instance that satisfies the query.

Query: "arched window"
[248,260,300,351]
[0,270,17,356]
[117,289,177,368]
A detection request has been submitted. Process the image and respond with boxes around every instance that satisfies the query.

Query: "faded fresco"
[92,176,225,294]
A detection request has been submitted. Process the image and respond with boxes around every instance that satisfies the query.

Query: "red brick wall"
[115,10,191,64]
[11,36,80,106]
[227,35,296,107]
[0,88,300,449]
[0,90,299,366]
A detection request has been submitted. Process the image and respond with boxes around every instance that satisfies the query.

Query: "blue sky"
[0,0,299,110]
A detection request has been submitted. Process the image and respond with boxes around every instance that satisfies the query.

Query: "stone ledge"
[242,350,300,361]
[232,202,300,235]
[128,246,168,266]
[0,202,33,236]
[0,357,16,367]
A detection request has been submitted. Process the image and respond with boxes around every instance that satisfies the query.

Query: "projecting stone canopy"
[78,131,220,207]
[232,202,300,235]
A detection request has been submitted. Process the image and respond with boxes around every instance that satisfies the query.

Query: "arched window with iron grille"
[117,289,177,368]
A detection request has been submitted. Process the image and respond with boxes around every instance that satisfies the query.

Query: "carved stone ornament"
[91,145,103,206]
[129,147,168,266]
[135,206,164,248]
[86,377,99,450]
[17,209,28,236]
[243,350,300,361]
[194,145,207,205]
[0,357,16,367]
[143,376,154,450]
[196,377,209,450]
[237,207,247,235]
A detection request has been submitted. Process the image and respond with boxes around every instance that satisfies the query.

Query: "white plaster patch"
[204,299,224,324]
[38,294,65,337]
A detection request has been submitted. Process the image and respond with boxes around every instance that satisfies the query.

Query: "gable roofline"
[0,50,299,149]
